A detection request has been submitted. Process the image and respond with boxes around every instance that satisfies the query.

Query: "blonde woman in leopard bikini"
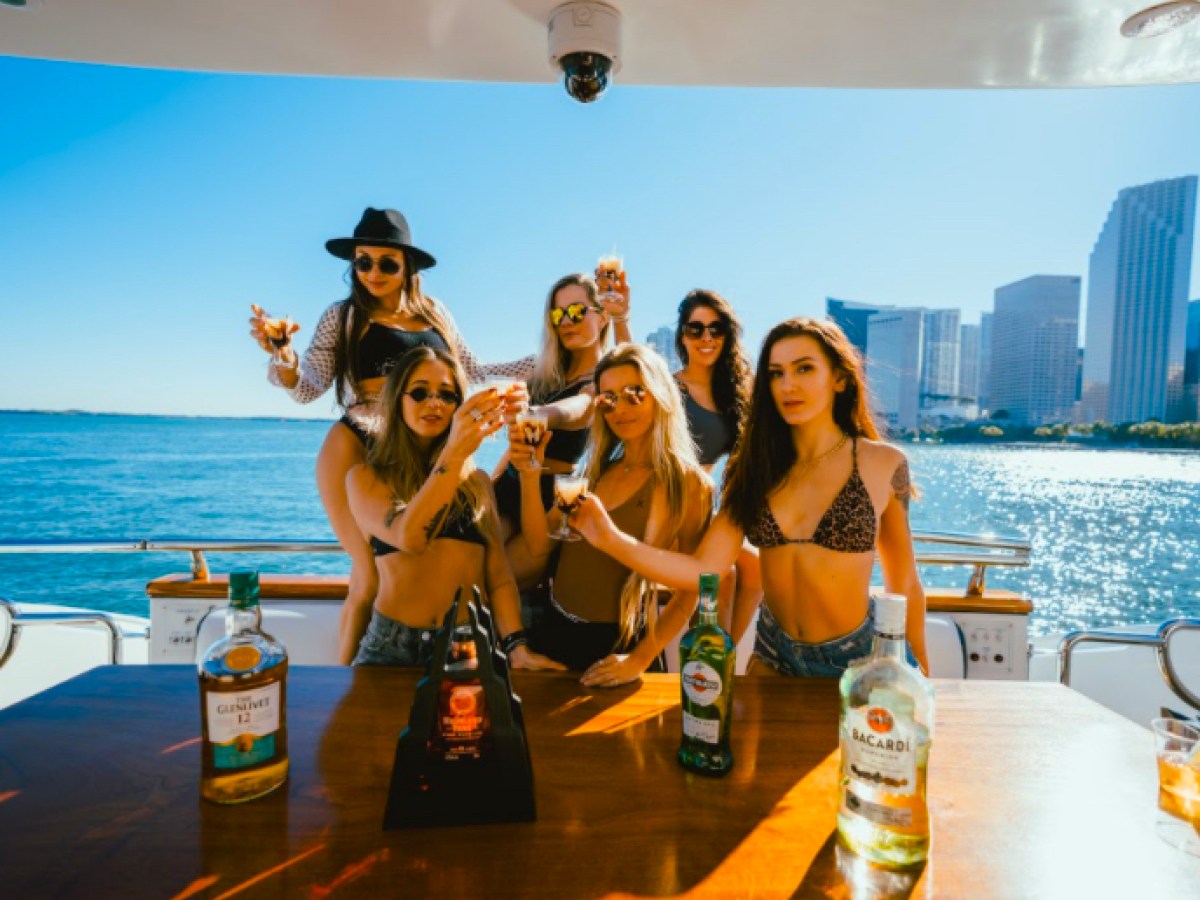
[571,317,927,676]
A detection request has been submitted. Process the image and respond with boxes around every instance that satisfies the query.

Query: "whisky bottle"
[837,592,933,868]
[198,569,289,803]
[678,573,735,776]
[433,626,492,762]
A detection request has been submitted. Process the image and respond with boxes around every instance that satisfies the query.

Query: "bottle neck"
[698,590,719,627]
[227,602,261,636]
[873,631,908,662]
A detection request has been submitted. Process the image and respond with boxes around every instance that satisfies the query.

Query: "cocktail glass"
[1151,717,1200,857]
[483,378,523,442]
[549,474,588,541]
[515,410,549,470]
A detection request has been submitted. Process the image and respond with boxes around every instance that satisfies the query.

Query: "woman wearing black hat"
[249,207,533,664]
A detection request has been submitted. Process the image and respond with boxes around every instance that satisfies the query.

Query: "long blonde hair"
[528,273,610,402]
[581,344,712,645]
[367,347,491,542]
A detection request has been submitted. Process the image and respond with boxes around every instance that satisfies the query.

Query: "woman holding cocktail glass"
[344,346,562,672]
[505,344,712,684]
[570,318,929,676]
[249,207,532,663]
[494,273,615,585]
[673,290,763,643]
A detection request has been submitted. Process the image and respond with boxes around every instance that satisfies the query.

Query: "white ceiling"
[2,0,1198,88]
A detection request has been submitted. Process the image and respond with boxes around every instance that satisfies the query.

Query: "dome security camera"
[548,2,622,103]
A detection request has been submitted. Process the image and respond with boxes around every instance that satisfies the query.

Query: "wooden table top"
[0,666,1195,898]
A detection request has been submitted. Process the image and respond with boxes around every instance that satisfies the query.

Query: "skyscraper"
[646,325,681,371]
[919,308,960,407]
[990,276,1081,425]
[958,323,981,403]
[866,309,924,432]
[1185,299,1200,421]
[1081,176,1197,423]
[826,298,893,358]
[979,312,993,413]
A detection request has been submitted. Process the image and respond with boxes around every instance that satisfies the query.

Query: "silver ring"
[470,409,483,422]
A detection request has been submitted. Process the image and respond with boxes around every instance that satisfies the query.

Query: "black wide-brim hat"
[325,207,437,271]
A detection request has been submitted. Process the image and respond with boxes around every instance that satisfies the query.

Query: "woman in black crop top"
[571,317,929,677]
[493,273,619,588]
[249,208,535,664]
[343,346,562,672]
[672,290,762,644]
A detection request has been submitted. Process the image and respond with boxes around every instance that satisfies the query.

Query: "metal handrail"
[0,531,1030,588]
[0,597,127,669]
[1058,618,1200,711]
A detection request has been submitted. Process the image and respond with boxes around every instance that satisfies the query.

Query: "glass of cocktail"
[515,409,549,470]
[549,474,588,541]
[1151,717,1200,857]
[482,377,523,442]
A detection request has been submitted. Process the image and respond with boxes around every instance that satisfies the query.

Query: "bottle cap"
[229,569,260,606]
[698,573,720,595]
[874,592,906,637]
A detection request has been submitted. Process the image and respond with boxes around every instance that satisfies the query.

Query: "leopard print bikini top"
[746,437,876,553]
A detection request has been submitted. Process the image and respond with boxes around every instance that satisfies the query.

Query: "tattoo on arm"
[423,504,450,543]
[891,460,912,512]
[433,465,448,476]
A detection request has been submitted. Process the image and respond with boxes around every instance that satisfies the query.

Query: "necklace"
[792,433,848,479]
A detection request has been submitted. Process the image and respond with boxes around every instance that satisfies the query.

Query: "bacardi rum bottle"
[678,573,735,776]
[198,569,289,803]
[837,592,933,868]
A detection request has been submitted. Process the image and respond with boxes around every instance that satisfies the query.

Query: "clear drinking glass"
[550,474,588,541]
[1151,717,1200,857]
[483,378,523,443]
[514,409,549,470]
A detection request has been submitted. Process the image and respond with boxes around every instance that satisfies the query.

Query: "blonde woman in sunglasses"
[248,208,533,664]
[505,344,712,685]
[493,273,618,586]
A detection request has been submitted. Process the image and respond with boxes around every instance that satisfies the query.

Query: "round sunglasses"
[403,387,461,406]
[353,255,404,276]
[596,384,648,413]
[682,320,728,339]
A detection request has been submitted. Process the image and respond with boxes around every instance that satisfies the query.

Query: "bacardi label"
[844,704,917,796]
[682,661,723,707]
[205,683,281,770]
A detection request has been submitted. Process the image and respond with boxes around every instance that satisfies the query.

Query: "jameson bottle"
[433,626,492,762]
[837,592,933,868]
[678,573,735,776]
[198,569,289,803]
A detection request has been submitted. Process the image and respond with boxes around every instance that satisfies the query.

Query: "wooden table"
[0,667,1196,898]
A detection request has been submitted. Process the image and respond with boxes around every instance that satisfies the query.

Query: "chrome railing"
[1058,618,1200,710]
[0,532,1031,591]
[0,597,127,669]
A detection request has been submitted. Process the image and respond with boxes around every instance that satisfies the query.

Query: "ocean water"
[1,412,1198,636]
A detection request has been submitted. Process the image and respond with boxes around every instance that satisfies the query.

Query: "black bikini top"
[358,322,449,380]
[537,375,593,465]
[746,438,876,553]
[370,504,487,556]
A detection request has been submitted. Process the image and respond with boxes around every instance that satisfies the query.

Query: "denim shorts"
[352,610,436,668]
[752,601,876,677]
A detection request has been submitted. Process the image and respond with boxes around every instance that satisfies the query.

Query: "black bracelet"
[500,630,529,655]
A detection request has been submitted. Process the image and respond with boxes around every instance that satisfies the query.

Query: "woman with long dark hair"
[672,289,761,642]
[249,208,531,662]
[571,317,928,676]
[344,346,562,671]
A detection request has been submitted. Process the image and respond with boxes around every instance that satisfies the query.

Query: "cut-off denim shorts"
[752,600,917,677]
[352,609,436,668]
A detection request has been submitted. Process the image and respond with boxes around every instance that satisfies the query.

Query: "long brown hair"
[331,252,457,407]
[674,289,753,449]
[528,273,609,402]
[582,344,711,645]
[366,346,491,542]
[721,317,880,532]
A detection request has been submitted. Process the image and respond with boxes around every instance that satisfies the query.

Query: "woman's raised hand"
[249,304,301,359]
[502,382,530,426]
[595,268,630,321]
[508,425,550,473]
[568,492,616,547]
[444,388,505,460]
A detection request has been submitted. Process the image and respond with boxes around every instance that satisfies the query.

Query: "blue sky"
[1,56,1198,418]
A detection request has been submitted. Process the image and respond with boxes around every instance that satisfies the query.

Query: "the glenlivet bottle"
[837,592,933,868]
[198,569,289,803]
[678,573,735,775]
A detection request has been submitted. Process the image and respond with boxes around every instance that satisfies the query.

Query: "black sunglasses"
[404,387,461,406]
[683,320,728,339]
[353,255,404,276]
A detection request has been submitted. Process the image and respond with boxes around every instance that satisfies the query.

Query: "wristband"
[499,630,530,655]
[273,352,298,371]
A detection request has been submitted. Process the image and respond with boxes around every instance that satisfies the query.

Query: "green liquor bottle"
[198,569,289,803]
[678,573,735,776]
